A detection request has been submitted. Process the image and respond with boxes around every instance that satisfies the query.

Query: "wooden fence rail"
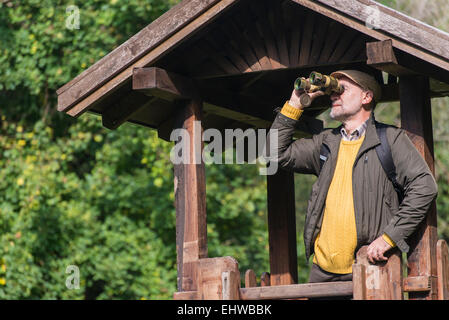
[240,281,353,300]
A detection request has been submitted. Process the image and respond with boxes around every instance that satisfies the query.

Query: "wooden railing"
[173,240,449,300]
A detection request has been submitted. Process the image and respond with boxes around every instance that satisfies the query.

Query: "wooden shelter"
[57,0,449,299]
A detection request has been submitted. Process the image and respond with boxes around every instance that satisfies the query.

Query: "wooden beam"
[352,264,367,300]
[133,67,198,101]
[290,0,449,76]
[353,246,403,300]
[403,276,431,293]
[437,240,449,300]
[239,281,353,300]
[366,40,416,77]
[399,75,438,300]
[60,0,240,117]
[197,257,240,300]
[313,0,449,62]
[267,169,298,286]
[173,98,207,292]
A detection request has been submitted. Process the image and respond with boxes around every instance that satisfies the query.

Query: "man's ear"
[362,90,374,105]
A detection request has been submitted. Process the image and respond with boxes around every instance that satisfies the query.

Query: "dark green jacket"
[267,111,438,261]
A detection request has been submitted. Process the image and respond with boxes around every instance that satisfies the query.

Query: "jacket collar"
[322,112,381,157]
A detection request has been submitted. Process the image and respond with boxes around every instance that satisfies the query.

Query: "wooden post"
[399,75,438,300]
[174,99,207,292]
[352,246,403,300]
[436,240,449,300]
[197,257,240,300]
[266,169,298,285]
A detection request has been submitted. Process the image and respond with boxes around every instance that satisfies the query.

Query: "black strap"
[375,125,405,204]
[319,144,330,172]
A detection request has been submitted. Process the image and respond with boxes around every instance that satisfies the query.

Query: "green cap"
[330,70,382,102]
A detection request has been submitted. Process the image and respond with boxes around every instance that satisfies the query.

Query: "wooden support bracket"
[101,91,157,130]
[366,40,416,77]
[133,67,198,101]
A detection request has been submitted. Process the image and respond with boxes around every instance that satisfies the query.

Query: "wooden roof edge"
[55,0,223,97]
[314,0,449,62]
[57,0,449,116]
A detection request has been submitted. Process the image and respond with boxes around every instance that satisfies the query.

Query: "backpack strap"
[319,143,330,173]
[375,124,405,204]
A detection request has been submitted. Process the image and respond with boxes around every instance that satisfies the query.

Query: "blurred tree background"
[0,0,447,299]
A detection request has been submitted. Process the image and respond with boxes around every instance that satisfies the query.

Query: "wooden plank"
[245,270,257,288]
[173,291,200,300]
[285,4,304,67]
[239,281,353,300]
[340,34,366,62]
[308,14,328,65]
[269,0,290,67]
[352,264,367,300]
[298,9,315,66]
[267,169,298,286]
[198,257,240,300]
[222,271,241,300]
[208,27,252,73]
[354,246,403,300]
[60,0,239,116]
[315,0,449,61]
[290,0,449,74]
[327,28,357,63]
[225,19,263,72]
[317,20,343,64]
[234,6,272,70]
[173,99,207,292]
[249,1,282,69]
[195,40,241,75]
[403,276,431,293]
[437,240,449,300]
[399,75,438,300]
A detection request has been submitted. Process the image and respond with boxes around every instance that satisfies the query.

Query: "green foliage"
[0,0,275,299]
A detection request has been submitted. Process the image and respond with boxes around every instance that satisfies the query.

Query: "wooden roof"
[57,0,449,139]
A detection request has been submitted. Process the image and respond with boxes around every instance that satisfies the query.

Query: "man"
[267,70,438,282]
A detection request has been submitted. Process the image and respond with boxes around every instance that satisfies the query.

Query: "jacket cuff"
[280,101,304,120]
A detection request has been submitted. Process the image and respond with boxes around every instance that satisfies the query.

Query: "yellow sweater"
[313,137,365,274]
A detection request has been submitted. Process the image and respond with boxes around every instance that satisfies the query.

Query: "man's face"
[329,77,372,122]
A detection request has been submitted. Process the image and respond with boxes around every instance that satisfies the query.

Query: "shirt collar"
[340,119,369,141]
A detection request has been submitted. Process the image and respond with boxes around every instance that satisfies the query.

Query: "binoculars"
[294,71,344,107]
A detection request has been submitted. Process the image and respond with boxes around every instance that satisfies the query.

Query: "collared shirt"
[340,119,369,141]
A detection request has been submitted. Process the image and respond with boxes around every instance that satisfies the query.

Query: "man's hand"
[367,236,392,264]
[288,88,325,109]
